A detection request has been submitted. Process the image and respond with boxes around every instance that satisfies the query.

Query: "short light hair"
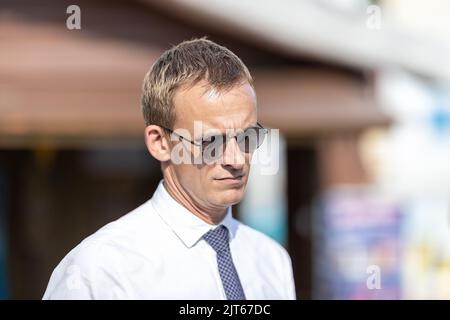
[141,38,254,127]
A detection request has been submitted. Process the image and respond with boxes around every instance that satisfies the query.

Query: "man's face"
[167,81,257,212]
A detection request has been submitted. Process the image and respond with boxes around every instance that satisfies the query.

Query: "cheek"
[177,165,212,191]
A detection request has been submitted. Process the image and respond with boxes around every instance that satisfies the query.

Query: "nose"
[221,136,245,169]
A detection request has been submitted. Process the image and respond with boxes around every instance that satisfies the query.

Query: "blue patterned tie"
[203,225,246,300]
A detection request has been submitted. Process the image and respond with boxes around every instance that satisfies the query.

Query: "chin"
[212,188,246,207]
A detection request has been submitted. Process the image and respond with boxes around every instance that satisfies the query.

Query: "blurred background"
[1,0,450,299]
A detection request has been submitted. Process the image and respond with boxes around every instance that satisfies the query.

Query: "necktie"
[203,225,246,300]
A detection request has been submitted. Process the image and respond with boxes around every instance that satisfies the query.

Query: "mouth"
[215,174,244,180]
[214,175,245,184]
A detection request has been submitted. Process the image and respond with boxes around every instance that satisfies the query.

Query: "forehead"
[173,81,257,130]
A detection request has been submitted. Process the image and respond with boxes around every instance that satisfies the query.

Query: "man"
[43,38,296,300]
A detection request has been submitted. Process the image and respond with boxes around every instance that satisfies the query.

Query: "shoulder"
[42,237,122,299]
[232,220,296,299]
[233,220,292,268]
[66,199,164,262]
[43,200,162,299]
[81,199,163,248]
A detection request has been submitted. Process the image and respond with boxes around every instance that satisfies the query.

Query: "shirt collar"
[150,180,237,248]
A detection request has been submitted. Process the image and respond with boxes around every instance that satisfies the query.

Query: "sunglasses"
[160,123,269,163]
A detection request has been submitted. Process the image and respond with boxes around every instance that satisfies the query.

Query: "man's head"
[142,38,260,217]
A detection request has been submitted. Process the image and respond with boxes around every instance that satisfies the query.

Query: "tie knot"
[203,225,229,253]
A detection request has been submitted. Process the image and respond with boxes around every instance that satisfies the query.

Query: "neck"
[162,169,227,225]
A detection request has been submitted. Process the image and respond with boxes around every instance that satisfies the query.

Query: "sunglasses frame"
[160,122,268,152]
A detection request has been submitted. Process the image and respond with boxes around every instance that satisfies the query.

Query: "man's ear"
[144,125,171,162]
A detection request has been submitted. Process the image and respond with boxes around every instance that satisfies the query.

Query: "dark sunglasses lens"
[202,135,225,163]
[202,128,267,162]
[237,128,266,153]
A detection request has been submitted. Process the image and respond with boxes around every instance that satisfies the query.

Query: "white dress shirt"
[43,181,296,300]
